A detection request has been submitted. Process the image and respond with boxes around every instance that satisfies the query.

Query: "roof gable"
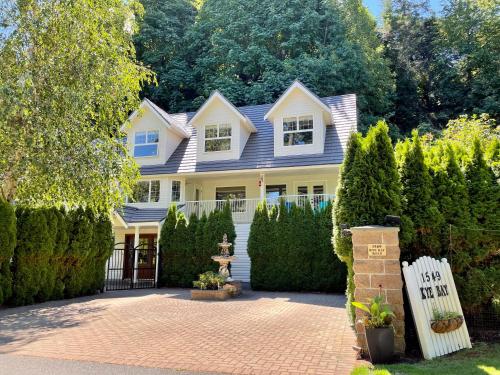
[188,91,257,132]
[264,80,331,121]
[123,99,189,138]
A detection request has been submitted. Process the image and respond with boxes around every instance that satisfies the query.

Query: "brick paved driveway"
[0,289,361,375]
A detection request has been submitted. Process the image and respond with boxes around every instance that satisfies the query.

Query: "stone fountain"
[211,233,237,282]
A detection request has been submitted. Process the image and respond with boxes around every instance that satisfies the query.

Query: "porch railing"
[181,194,334,223]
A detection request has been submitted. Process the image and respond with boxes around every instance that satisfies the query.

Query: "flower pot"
[365,327,394,364]
[431,316,464,334]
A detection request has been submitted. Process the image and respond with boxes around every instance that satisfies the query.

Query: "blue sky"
[363,0,444,22]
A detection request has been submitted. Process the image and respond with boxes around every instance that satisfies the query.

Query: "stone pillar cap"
[350,225,400,232]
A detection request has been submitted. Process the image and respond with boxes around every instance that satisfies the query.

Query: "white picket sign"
[402,256,472,359]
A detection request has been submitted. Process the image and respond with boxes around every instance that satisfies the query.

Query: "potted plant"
[352,296,395,363]
[191,271,229,300]
[430,309,464,334]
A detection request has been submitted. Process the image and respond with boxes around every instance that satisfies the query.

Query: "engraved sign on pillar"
[402,256,472,360]
[368,244,386,256]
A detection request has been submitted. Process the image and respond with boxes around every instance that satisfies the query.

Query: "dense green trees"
[0,200,16,304]
[248,201,346,292]
[249,200,346,292]
[333,121,401,319]
[1,207,112,306]
[159,202,236,287]
[135,0,392,129]
[134,0,498,135]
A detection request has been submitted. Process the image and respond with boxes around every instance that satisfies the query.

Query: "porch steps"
[231,223,251,282]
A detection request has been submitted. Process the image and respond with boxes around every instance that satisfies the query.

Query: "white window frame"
[204,124,232,152]
[127,180,160,203]
[171,180,181,202]
[282,115,314,147]
[134,130,159,157]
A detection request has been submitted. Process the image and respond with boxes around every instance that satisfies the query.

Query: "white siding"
[126,107,183,166]
[231,223,251,282]
[271,88,327,157]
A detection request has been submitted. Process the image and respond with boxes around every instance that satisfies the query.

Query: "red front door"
[124,234,157,280]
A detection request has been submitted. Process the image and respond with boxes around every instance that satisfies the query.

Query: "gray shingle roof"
[140,94,356,176]
[117,206,168,224]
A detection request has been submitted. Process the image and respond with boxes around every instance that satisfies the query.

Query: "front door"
[124,234,157,280]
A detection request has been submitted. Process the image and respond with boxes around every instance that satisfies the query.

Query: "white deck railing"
[181,194,334,223]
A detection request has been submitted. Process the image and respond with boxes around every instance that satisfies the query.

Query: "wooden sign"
[402,257,471,359]
[368,244,386,256]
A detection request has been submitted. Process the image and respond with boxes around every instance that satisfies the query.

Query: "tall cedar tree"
[159,205,177,286]
[0,199,15,304]
[397,132,443,259]
[52,208,69,300]
[247,202,271,290]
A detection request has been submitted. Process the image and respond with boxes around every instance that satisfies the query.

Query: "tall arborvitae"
[12,208,50,305]
[37,208,58,301]
[186,213,199,282]
[194,212,210,275]
[52,208,69,300]
[92,214,114,292]
[202,210,220,273]
[248,201,271,290]
[312,201,347,293]
[397,132,443,260]
[220,201,237,255]
[167,213,191,287]
[0,199,16,304]
[274,199,291,291]
[159,204,177,286]
[364,121,402,224]
[65,207,93,298]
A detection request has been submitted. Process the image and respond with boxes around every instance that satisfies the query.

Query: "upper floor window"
[134,130,159,157]
[129,180,160,203]
[171,180,181,202]
[205,124,231,152]
[283,115,313,146]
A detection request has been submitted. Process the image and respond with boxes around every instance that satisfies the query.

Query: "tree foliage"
[0,0,153,210]
[249,200,346,292]
[135,0,392,130]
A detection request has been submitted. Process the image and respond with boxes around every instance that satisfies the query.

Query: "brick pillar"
[351,226,405,354]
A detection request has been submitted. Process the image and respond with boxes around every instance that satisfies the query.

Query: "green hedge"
[249,200,347,293]
[0,206,113,306]
[159,201,236,287]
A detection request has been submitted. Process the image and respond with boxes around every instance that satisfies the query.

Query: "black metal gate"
[106,242,158,291]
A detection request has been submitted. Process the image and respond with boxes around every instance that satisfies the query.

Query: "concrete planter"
[191,289,230,301]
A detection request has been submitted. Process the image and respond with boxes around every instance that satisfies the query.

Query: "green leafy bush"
[352,295,395,328]
[193,271,225,290]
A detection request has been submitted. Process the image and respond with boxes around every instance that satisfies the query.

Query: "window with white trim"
[204,124,231,152]
[134,130,159,157]
[283,115,313,146]
[171,180,181,202]
[129,180,160,203]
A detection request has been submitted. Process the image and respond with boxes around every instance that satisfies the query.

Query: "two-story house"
[111,80,357,283]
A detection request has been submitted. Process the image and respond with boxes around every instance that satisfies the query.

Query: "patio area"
[0,289,362,375]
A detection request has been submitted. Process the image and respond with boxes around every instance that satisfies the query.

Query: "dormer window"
[204,124,231,152]
[283,115,313,146]
[134,130,159,157]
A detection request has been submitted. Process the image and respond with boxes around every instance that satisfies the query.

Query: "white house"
[111,80,357,284]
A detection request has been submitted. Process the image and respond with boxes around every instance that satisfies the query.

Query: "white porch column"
[132,225,140,284]
[259,173,265,200]
[155,223,161,287]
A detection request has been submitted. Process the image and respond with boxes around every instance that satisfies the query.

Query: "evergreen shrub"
[248,200,347,293]
[0,199,16,304]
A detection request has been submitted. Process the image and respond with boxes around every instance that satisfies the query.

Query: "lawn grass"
[352,343,500,375]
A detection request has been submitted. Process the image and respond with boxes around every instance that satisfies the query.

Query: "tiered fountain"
[211,233,236,282]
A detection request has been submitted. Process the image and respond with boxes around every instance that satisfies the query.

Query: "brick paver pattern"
[0,289,362,375]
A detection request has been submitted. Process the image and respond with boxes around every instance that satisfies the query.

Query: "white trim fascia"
[264,80,331,121]
[112,211,128,229]
[140,163,341,179]
[187,91,257,133]
[128,221,163,227]
[121,99,189,138]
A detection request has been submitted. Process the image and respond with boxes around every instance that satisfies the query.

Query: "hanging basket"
[430,316,464,334]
